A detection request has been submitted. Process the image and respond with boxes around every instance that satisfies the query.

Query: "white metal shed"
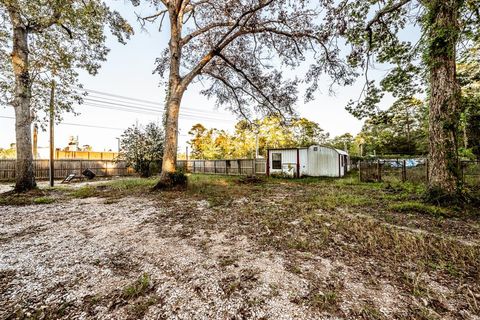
[267,145,350,178]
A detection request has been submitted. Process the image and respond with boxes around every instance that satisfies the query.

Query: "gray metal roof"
[268,145,349,156]
[334,148,349,156]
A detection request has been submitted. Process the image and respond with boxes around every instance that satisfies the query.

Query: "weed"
[127,295,160,319]
[218,255,238,268]
[122,273,153,300]
[355,304,385,319]
[307,290,339,312]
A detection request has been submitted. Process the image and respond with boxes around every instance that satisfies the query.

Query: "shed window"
[272,153,282,169]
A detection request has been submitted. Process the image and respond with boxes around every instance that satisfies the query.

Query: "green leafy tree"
[291,118,330,148]
[120,123,164,177]
[132,0,352,188]
[355,97,428,156]
[0,0,133,191]
[188,116,329,159]
[328,133,355,153]
[323,0,480,197]
[0,143,16,159]
[458,43,480,159]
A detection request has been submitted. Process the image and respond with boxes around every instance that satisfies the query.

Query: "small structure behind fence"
[359,159,480,187]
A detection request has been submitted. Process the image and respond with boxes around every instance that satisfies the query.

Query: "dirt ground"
[0,176,479,319]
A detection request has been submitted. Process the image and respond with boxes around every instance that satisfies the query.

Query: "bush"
[119,123,164,177]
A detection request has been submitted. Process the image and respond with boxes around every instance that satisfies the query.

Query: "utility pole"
[255,132,259,158]
[49,80,55,187]
[32,124,38,159]
[116,137,121,153]
[253,123,259,159]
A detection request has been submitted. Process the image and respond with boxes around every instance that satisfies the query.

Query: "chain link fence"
[359,159,480,187]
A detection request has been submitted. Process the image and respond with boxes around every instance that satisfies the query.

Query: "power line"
[80,102,235,122]
[0,115,190,137]
[82,95,234,121]
[80,88,233,116]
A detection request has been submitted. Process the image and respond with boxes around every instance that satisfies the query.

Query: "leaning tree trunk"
[10,18,35,192]
[426,0,461,197]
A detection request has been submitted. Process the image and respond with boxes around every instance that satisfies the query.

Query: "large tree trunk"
[154,7,185,189]
[10,14,35,192]
[157,92,183,184]
[426,0,461,197]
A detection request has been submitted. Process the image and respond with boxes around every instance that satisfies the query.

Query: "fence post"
[376,160,381,182]
[425,158,429,184]
[238,160,242,175]
[402,160,406,182]
[252,159,255,176]
[359,161,362,182]
[461,161,464,184]
[214,160,217,174]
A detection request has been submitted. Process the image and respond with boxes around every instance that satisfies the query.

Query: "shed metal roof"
[268,145,349,156]
[334,148,349,156]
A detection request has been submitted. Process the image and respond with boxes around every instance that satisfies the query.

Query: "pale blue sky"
[0,1,402,155]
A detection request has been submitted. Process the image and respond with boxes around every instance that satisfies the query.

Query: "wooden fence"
[0,158,267,181]
[0,159,135,181]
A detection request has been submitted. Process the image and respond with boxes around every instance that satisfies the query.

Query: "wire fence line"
[359,159,480,187]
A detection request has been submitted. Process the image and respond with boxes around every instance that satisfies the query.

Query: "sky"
[0,1,399,156]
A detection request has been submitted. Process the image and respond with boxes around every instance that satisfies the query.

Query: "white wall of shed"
[269,149,298,176]
[299,149,308,176]
[307,146,340,177]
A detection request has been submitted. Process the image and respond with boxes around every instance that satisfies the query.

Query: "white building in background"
[267,145,350,178]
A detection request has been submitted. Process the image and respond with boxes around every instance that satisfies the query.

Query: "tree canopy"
[120,122,164,177]
[132,0,354,187]
[0,0,133,191]
[188,116,329,160]
[318,0,480,197]
[0,0,133,123]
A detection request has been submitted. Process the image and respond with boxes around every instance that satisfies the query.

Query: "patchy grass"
[388,201,450,217]
[33,196,55,204]
[307,290,339,312]
[1,173,479,319]
[148,173,479,318]
[0,188,48,206]
[105,177,158,191]
[70,185,96,198]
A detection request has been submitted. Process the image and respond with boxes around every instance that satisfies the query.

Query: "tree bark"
[10,10,35,192]
[155,5,185,188]
[426,0,461,196]
[158,92,183,182]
